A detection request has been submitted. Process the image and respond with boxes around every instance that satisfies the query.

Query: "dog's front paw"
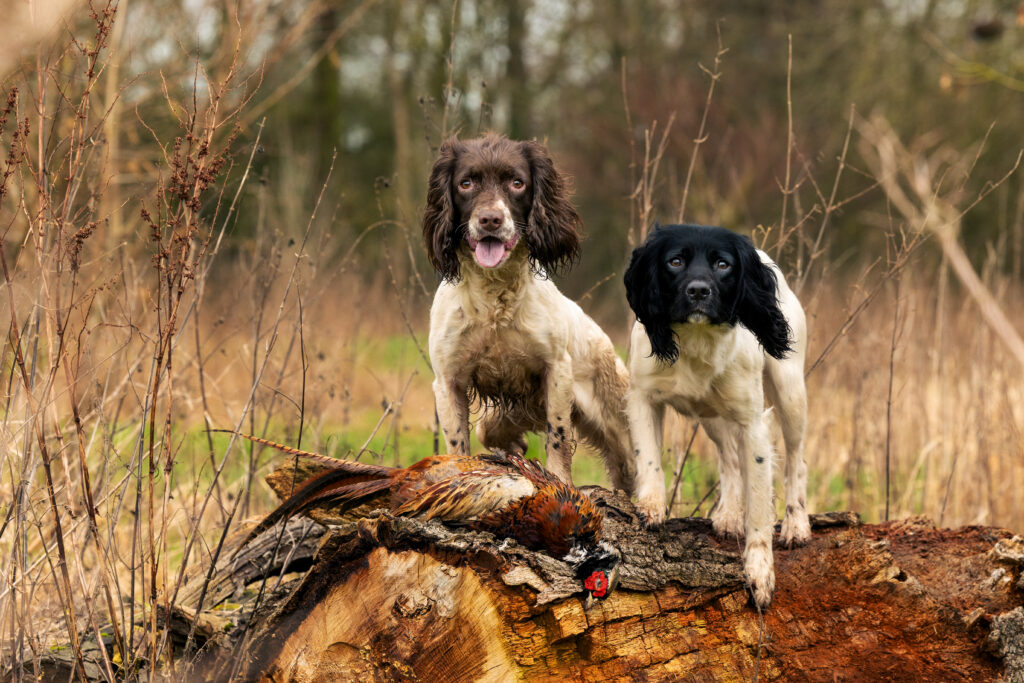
[711,503,744,539]
[779,508,811,548]
[747,574,776,610]
[744,549,776,610]
[634,495,667,528]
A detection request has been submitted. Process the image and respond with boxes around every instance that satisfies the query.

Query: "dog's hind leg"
[574,356,637,495]
[573,406,635,494]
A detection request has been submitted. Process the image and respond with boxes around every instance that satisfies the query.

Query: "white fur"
[627,251,808,608]
[429,214,635,489]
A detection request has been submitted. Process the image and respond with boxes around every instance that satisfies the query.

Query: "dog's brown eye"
[715,259,730,271]
[459,178,473,190]
[668,257,684,268]
[510,178,525,190]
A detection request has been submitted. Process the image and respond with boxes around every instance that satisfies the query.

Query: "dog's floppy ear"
[732,235,792,359]
[520,140,581,275]
[423,138,463,281]
[624,235,678,364]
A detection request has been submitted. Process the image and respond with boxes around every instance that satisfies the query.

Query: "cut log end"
[222,488,1021,682]
[19,483,1024,682]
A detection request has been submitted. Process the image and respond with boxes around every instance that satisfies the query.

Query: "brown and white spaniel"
[422,134,635,491]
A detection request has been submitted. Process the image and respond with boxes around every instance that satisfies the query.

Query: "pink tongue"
[474,239,506,267]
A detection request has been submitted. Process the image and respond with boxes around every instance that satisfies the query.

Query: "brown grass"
[800,265,1024,529]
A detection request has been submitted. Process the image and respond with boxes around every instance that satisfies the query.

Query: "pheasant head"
[565,540,621,605]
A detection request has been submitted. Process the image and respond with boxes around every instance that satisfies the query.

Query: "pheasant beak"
[572,541,621,608]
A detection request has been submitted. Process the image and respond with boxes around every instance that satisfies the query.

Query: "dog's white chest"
[638,362,720,418]
[629,321,762,421]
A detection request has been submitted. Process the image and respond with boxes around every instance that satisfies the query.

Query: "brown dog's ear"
[520,140,581,275]
[423,138,463,281]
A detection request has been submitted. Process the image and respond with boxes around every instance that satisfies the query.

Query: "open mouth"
[467,234,519,268]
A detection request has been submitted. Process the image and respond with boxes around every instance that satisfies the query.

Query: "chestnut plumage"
[230,433,620,600]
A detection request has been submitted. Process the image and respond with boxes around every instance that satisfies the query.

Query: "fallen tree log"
[19,486,1024,682]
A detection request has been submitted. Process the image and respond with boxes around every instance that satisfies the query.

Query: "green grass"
[161,332,858,524]
[352,334,433,374]
[169,410,872,530]
[169,415,782,522]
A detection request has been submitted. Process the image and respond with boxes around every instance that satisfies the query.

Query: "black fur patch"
[624,223,792,363]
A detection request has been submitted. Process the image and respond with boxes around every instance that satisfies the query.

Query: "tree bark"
[19,484,1024,682]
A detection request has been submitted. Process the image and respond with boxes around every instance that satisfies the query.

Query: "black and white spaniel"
[624,223,809,608]
[422,134,635,491]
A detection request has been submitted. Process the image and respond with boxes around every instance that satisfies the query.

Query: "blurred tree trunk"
[386,0,416,225]
[312,5,343,194]
[101,0,127,247]
[608,0,627,76]
[505,0,529,138]
[430,0,455,141]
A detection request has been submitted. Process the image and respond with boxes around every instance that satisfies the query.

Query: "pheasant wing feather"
[392,470,536,523]
[235,467,392,554]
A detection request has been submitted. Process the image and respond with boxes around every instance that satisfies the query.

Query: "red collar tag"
[584,570,608,598]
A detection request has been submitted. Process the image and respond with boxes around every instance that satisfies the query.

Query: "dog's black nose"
[686,280,711,301]
[477,210,504,230]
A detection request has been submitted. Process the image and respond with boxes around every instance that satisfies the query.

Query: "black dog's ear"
[520,140,581,275]
[732,236,792,359]
[624,238,678,364]
[422,138,463,281]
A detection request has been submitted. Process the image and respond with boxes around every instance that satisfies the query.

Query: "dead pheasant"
[229,433,620,602]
